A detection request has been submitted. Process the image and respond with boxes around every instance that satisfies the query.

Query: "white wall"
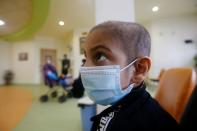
[12,41,36,84]
[0,32,87,85]
[0,41,12,85]
[0,36,68,85]
[146,14,197,78]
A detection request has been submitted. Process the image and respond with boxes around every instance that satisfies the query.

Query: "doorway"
[41,49,57,67]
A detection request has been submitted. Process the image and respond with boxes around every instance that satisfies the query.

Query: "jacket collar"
[91,82,148,121]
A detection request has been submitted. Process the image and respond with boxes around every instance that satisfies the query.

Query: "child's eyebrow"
[90,45,112,53]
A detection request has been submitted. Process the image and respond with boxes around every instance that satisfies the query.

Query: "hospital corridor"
[0,0,197,131]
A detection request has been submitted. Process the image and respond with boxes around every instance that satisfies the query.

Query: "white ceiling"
[38,0,197,38]
[0,0,197,39]
[37,0,95,38]
[135,0,197,23]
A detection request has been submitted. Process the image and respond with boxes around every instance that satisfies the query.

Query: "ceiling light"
[0,20,5,26]
[58,21,64,26]
[152,6,159,12]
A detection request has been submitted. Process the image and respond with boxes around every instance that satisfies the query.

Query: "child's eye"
[95,53,107,62]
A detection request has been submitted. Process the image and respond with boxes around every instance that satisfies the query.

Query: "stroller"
[40,63,73,103]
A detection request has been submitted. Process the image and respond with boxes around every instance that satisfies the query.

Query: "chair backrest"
[154,68,196,122]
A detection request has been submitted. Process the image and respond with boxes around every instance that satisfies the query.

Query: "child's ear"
[131,57,151,85]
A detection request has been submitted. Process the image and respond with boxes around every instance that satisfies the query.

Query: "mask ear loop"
[120,58,139,72]
[122,57,150,89]
[120,58,140,91]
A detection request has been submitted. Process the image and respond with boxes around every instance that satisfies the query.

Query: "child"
[80,21,179,130]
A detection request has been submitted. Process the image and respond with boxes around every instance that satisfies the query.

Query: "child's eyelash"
[91,49,112,65]
[93,51,108,63]
[95,53,105,59]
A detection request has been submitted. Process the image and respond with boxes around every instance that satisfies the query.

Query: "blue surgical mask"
[80,59,138,106]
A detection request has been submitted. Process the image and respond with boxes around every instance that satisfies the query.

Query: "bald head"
[90,21,151,63]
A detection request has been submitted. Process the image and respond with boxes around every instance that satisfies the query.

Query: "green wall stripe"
[0,0,50,41]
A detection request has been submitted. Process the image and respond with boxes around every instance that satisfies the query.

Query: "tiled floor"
[0,83,157,131]
[0,85,82,131]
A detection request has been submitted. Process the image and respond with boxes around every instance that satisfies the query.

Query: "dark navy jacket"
[91,83,179,131]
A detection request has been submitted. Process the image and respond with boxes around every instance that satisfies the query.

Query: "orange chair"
[154,68,196,123]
